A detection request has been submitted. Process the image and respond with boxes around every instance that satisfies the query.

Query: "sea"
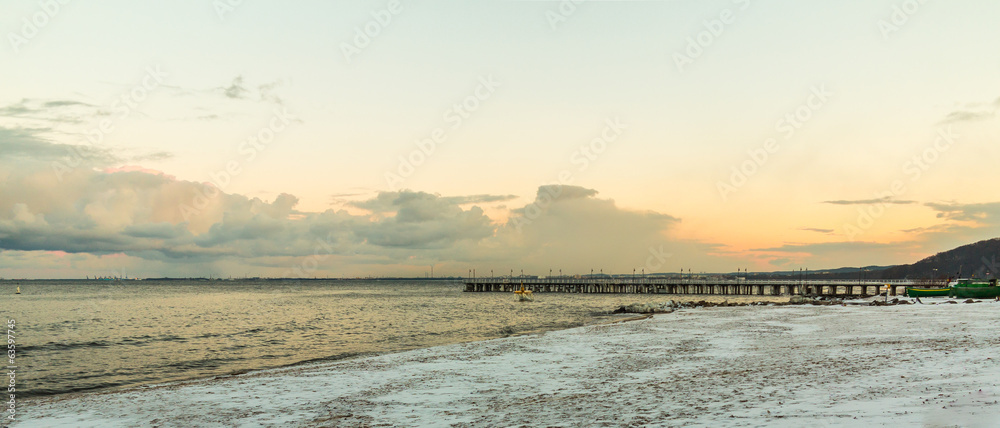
[3,279,771,400]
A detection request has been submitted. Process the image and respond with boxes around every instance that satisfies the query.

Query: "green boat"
[949,279,1000,299]
[953,279,992,286]
[905,287,950,297]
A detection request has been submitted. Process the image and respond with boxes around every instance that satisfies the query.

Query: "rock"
[789,296,811,304]
[613,302,677,314]
[964,299,978,304]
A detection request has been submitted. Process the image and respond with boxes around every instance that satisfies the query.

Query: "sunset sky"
[1,0,999,278]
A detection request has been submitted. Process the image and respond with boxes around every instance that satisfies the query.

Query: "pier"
[463,278,917,297]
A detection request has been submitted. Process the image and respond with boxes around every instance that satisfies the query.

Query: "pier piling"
[462,278,910,298]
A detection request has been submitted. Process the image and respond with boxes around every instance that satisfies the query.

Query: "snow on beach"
[16,299,1000,427]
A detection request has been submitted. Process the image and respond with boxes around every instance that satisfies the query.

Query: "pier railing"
[463,278,919,297]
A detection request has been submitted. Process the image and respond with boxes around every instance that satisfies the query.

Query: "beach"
[5,280,780,400]
[16,299,1000,427]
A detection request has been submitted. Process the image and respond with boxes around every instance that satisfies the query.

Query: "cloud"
[539,184,597,201]
[353,192,495,249]
[765,201,1000,270]
[754,241,898,254]
[41,100,93,108]
[799,228,834,234]
[749,241,917,269]
[129,151,173,162]
[744,239,932,270]
[0,118,726,277]
[0,161,509,269]
[329,192,368,200]
[924,202,1000,225]
[942,110,994,123]
[328,190,375,207]
[122,222,187,239]
[891,202,1000,267]
[7,128,999,278]
[442,194,518,205]
[153,77,290,122]
[0,98,98,124]
[492,185,689,271]
[215,76,286,105]
[0,158,720,277]
[941,96,998,123]
[0,126,171,168]
[349,191,515,215]
[257,80,286,105]
[0,127,118,164]
[824,197,916,205]
[222,76,250,100]
[0,166,307,262]
[345,191,499,249]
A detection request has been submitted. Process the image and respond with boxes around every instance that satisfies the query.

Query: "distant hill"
[723,238,1000,281]
[878,238,1000,280]
[744,266,895,280]
[764,266,895,277]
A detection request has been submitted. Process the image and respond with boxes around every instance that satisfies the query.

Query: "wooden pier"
[463,278,917,297]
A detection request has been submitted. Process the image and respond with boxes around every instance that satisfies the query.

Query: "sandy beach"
[16,299,1000,427]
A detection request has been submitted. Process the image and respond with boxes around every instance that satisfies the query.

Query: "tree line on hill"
[877,238,1000,280]
[753,238,1000,281]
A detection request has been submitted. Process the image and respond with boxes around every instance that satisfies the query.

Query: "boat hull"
[950,286,1000,299]
[905,287,950,297]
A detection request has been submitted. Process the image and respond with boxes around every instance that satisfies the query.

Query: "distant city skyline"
[1,1,999,278]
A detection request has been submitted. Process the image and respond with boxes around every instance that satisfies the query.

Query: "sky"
[1,0,999,279]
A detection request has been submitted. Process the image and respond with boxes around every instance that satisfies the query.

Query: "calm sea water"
[3,279,775,399]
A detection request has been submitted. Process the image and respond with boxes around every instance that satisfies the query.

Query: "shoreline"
[17,300,1000,427]
[12,280,677,403]
[18,305,641,403]
[18,293,791,402]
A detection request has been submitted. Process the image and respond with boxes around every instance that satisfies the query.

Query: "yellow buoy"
[514,282,533,301]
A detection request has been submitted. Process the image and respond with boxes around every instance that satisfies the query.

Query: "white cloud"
[0,146,713,277]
